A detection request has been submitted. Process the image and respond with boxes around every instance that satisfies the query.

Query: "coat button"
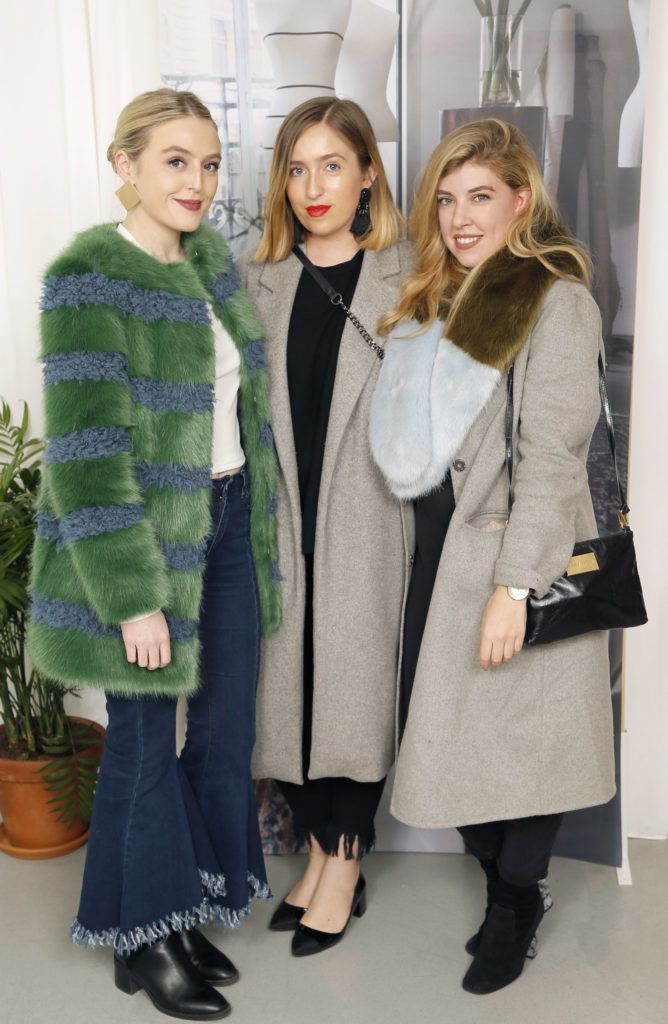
[453,459,466,472]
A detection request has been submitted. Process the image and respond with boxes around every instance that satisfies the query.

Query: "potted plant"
[0,401,104,859]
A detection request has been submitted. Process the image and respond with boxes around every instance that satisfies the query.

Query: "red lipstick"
[306,205,331,217]
[175,199,202,211]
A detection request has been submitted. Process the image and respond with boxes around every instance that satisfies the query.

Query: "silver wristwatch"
[507,586,530,601]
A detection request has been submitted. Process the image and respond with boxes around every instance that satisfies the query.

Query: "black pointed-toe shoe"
[268,896,307,932]
[114,931,231,1019]
[462,896,544,995]
[291,875,367,957]
[180,928,239,986]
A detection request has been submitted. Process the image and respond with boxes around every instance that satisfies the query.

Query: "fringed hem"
[297,824,376,861]
[199,868,227,898]
[70,895,214,957]
[203,872,273,929]
[71,872,272,954]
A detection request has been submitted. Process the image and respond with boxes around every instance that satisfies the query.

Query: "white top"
[116,224,245,475]
[117,223,245,625]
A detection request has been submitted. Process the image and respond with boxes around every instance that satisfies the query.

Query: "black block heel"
[114,956,142,995]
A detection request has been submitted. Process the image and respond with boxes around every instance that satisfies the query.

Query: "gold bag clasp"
[567,552,600,576]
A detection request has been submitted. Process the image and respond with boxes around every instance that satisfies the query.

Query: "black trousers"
[276,554,386,859]
[402,474,562,886]
[457,815,563,886]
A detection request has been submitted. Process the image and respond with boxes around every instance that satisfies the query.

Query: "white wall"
[623,0,668,840]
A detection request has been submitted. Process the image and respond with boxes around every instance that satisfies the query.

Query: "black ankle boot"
[466,869,553,957]
[462,881,544,995]
[114,932,231,1019]
[180,928,239,986]
[464,858,499,955]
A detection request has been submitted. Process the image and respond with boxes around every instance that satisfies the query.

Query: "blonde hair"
[107,88,216,169]
[379,118,590,334]
[255,97,403,262]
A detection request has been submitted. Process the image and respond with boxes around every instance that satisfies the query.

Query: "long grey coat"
[238,243,415,783]
[372,279,616,828]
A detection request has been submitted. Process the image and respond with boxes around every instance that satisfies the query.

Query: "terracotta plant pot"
[0,716,105,859]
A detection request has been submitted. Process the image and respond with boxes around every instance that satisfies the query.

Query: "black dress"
[276,250,385,857]
[399,472,457,733]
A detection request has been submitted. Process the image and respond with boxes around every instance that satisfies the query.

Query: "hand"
[479,586,527,671]
[121,611,171,670]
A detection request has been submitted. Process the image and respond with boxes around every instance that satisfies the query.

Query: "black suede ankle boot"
[462,880,543,995]
[465,858,499,955]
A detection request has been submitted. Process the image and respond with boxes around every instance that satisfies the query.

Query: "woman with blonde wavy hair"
[28,88,281,1020]
[370,119,615,994]
[238,96,413,956]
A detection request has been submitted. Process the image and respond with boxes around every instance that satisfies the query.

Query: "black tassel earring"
[350,187,372,236]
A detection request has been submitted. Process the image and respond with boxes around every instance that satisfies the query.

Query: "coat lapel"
[254,254,303,525]
[319,247,401,517]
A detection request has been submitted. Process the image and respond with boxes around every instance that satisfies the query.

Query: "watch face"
[508,586,529,601]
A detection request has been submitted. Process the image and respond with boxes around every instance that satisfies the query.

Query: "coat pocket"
[464,511,508,534]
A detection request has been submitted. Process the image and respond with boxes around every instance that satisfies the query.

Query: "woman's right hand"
[121,612,171,670]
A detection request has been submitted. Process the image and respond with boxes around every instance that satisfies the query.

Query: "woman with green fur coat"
[28,89,281,1021]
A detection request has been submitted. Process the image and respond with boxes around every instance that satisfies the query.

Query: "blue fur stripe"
[29,590,197,641]
[35,510,61,544]
[267,493,278,516]
[130,377,214,415]
[209,265,241,307]
[243,339,266,373]
[135,462,211,495]
[161,539,207,571]
[270,559,283,583]
[167,616,198,642]
[259,423,274,447]
[41,271,210,326]
[42,351,129,386]
[45,426,131,464]
[36,503,144,550]
[30,591,117,637]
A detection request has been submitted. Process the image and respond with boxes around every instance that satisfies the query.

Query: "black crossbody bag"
[291,245,384,361]
[505,356,647,645]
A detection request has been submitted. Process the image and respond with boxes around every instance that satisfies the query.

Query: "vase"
[0,717,105,859]
[480,15,523,107]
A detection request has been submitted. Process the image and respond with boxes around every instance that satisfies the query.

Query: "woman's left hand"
[479,586,527,670]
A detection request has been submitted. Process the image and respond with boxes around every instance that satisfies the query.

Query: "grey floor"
[2,839,667,1024]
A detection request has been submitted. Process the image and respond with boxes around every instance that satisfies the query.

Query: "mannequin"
[255,0,352,150]
[618,0,649,168]
[335,0,400,142]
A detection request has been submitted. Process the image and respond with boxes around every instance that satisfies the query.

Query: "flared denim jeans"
[71,469,270,956]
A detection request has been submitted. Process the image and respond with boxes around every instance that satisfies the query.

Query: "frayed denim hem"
[204,872,274,930]
[199,868,227,898]
[70,896,214,956]
[71,872,273,955]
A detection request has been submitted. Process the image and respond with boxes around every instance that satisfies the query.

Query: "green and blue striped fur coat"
[28,221,281,698]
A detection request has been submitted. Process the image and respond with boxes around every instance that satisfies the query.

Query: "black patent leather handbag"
[505,355,648,646]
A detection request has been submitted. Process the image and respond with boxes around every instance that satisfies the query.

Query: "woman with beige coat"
[238,97,413,956]
[370,119,615,995]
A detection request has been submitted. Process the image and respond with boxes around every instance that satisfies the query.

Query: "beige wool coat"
[371,273,616,828]
[238,242,415,783]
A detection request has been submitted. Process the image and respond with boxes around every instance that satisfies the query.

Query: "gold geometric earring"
[115,181,141,211]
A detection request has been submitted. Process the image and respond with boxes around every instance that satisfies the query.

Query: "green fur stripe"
[27,621,200,698]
